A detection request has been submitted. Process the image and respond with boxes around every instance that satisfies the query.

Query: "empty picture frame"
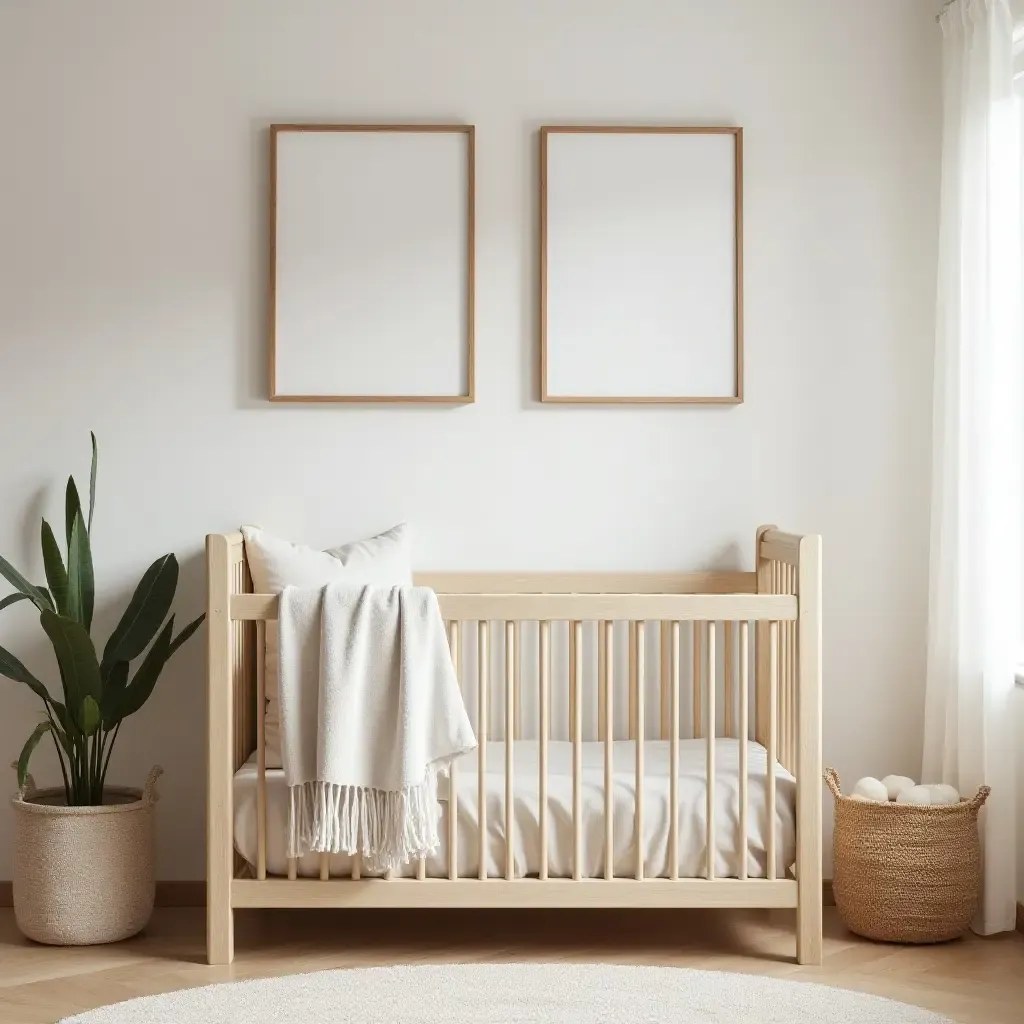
[540,126,743,404]
[269,124,475,402]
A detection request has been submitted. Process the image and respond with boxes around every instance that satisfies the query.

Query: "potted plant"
[0,435,203,945]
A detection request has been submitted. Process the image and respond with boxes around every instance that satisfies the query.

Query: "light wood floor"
[0,908,1021,1024]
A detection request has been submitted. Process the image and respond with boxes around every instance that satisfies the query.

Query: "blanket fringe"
[288,762,446,873]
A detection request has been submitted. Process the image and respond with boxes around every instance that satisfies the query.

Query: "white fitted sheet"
[233,738,796,880]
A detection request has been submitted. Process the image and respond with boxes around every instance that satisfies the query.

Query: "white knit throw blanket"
[277,583,476,873]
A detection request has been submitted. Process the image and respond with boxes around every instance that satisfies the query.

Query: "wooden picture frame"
[269,124,475,404]
[540,126,743,405]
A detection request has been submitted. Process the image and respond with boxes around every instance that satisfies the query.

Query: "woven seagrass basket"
[11,766,162,946]
[824,768,988,944]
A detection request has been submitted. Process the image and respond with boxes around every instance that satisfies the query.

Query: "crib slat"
[256,620,267,881]
[505,620,515,881]
[603,621,614,880]
[724,620,735,738]
[739,621,749,880]
[635,620,646,881]
[693,622,702,739]
[352,854,361,881]
[790,566,797,768]
[669,620,680,881]
[448,620,460,881]
[417,857,426,881]
[569,620,578,745]
[232,614,240,765]
[513,620,522,741]
[781,563,788,767]
[769,562,777,746]
[319,853,330,881]
[598,620,608,742]
[789,565,795,768]
[772,563,782,766]
[780,569,789,768]
[573,619,583,880]
[478,620,488,881]
[788,565,797,772]
[287,858,297,881]
[768,620,778,881]
[706,621,717,881]
[792,568,799,771]
[782,568,789,768]
[628,621,638,741]
[660,623,671,740]
[539,619,550,881]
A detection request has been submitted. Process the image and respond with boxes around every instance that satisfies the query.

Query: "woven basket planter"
[11,766,162,946]
[824,767,988,944]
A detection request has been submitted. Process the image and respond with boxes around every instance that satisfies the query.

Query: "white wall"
[0,0,941,880]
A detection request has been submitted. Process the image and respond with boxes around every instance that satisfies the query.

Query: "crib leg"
[207,901,234,965]
[796,883,822,966]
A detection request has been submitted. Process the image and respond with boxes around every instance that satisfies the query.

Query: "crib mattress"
[233,738,796,880]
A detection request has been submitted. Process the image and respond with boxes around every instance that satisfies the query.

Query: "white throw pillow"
[241,523,412,767]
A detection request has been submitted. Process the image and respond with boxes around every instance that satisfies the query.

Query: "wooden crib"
[206,525,822,965]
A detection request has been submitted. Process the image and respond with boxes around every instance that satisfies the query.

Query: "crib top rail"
[228,591,796,622]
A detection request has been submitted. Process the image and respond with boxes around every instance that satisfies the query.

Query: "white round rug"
[59,964,951,1023]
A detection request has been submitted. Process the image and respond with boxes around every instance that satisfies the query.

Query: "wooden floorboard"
[0,907,1021,1023]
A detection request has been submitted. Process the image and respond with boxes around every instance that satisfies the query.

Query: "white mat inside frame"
[60,964,951,1023]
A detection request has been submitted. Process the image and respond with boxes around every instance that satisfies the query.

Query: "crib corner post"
[206,533,236,965]
[796,533,823,967]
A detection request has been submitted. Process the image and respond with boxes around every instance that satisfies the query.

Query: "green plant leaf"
[100,660,129,727]
[113,617,174,721]
[79,695,101,736]
[88,432,98,533]
[40,519,69,616]
[168,613,205,659]
[66,512,95,631]
[39,609,102,708]
[0,592,32,614]
[27,584,56,613]
[66,525,81,623]
[0,554,51,612]
[17,722,51,790]
[65,476,83,550]
[48,701,75,750]
[101,554,178,675]
[0,644,51,702]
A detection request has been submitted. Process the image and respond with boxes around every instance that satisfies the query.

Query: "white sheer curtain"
[924,0,1021,935]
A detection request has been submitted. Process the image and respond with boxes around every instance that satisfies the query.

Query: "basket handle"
[9,761,36,801]
[142,765,164,805]
[823,767,843,799]
[968,785,990,810]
